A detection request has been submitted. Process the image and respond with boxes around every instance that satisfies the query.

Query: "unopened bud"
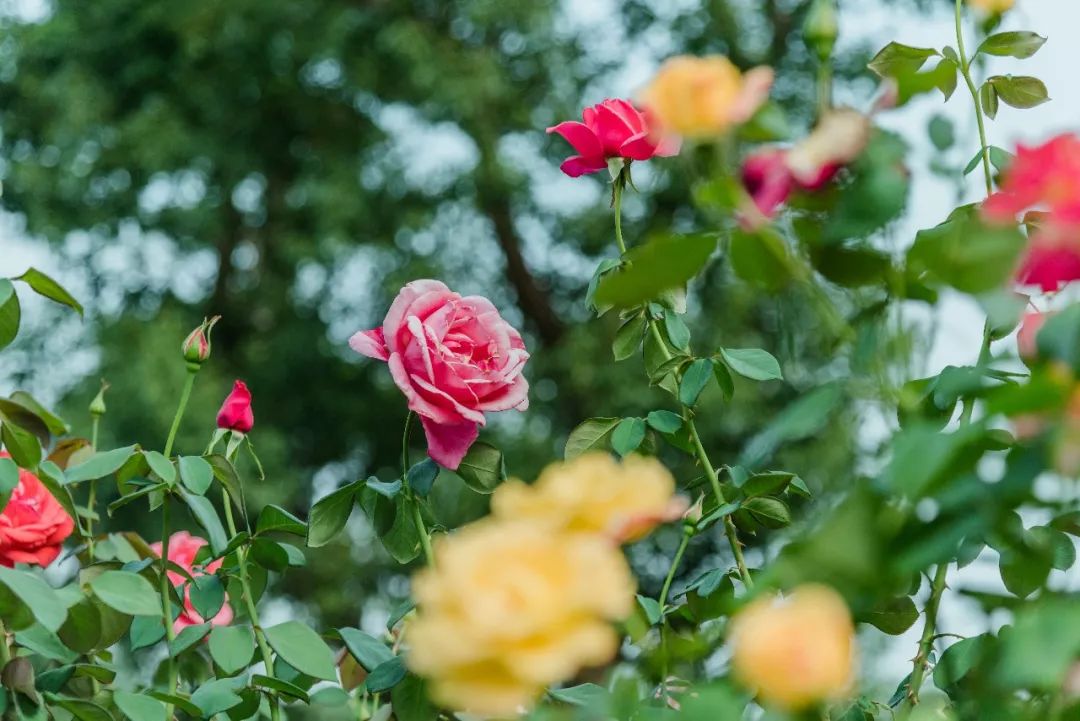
[683,494,705,524]
[181,316,221,367]
[89,380,109,417]
[804,0,838,62]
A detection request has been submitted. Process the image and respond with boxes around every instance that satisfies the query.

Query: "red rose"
[547,98,679,178]
[217,380,254,433]
[0,452,75,568]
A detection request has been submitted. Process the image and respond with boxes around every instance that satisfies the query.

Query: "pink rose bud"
[1017,311,1051,361]
[547,98,680,178]
[151,531,233,634]
[350,280,530,470]
[0,452,75,568]
[217,380,254,434]
[181,316,221,366]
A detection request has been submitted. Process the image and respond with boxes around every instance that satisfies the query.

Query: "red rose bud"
[217,380,254,433]
[182,316,220,366]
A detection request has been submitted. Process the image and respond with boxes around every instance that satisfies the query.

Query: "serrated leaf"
[719,348,783,381]
[306,479,361,547]
[678,359,713,407]
[13,268,83,316]
[610,418,646,457]
[565,418,620,459]
[612,316,643,361]
[264,621,337,681]
[89,571,161,616]
[645,410,682,434]
[978,31,1046,59]
[178,456,214,495]
[989,75,1049,109]
[455,442,505,493]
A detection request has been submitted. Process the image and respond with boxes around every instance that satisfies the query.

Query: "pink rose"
[350,280,530,470]
[217,380,254,434]
[547,98,680,178]
[151,531,233,633]
[0,452,74,568]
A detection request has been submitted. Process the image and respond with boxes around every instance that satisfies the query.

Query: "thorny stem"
[907,563,950,704]
[618,181,753,589]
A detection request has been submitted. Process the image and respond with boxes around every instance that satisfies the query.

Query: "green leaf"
[548,683,612,708]
[861,596,919,635]
[663,310,690,350]
[391,675,436,721]
[0,457,19,513]
[337,628,394,671]
[928,114,954,151]
[178,456,214,495]
[564,418,620,459]
[594,234,716,308]
[612,316,643,361]
[57,599,103,654]
[128,616,166,651]
[729,227,792,291]
[978,31,1047,59]
[13,269,83,317]
[636,594,662,625]
[250,537,290,572]
[43,695,114,721]
[89,570,161,616]
[868,42,938,77]
[209,625,255,676]
[367,656,407,692]
[740,471,796,498]
[0,566,67,631]
[366,477,402,498]
[406,458,439,498]
[190,678,243,716]
[455,442,506,493]
[188,574,225,621]
[585,258,620,316]
[170,622,212,656]
[645,410,682,434]
[988,75,1050,109]
[180,489,229,556]
[306,480,361,547]
[981,81,1000,119]
[65,446,138,485]
[934,635,987,691]
[0,279,20,350]
[114,691,167,721]
[1,421,40,470]
[256,505,307,536]
[610,418,646,457]
[14,623,78,663]
[264,621,337,681]
[249,675,309,702]
[719,348,783,381]
[9,392,68,436]
[908,207,1025,294]
[678,359,713,407]
[740,497,791,529]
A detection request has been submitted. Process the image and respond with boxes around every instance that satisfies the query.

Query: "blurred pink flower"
[350,280,529,469]
[1015,224,1080,292]
[984,134,1080,224]
[547,98,679,178]
[1017,310,1051,360]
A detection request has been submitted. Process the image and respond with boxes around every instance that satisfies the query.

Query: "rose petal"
[420,416,480,470]
[559,155,608,177]
[348,328,389,362]
[546,121,604,159]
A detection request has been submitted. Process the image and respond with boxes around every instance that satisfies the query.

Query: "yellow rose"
[640,55,774,139]
[729,584,856,711]
[491,453,687,543]
[968,0,1014,13]
[406,519,636,716]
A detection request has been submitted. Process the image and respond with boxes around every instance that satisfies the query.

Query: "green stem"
[660,527,693,609]
[954,0,994,197]
[402,412,435,566]
[816,62,832,117]
[160,500,178,705]
[86,416,100,559]
[164,368,198,459]
[240,547,282,721]
[907,563,949,704]
[613,173,627,255]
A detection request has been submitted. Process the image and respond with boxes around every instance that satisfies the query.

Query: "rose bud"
[89,380,109,417]
[217,380,254,434]
[181,316,221,366]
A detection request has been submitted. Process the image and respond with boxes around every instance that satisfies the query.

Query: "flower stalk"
[403,412,436,566]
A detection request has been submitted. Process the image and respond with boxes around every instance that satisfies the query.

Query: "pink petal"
[729,66,775,125]
[420,416,480,470]
[388,353,468,426]
[348,328,389,362]
[546,121,603,158]
[605,99,646,134]
[654,134,682,158]
[619,132,660,161]
[383,280,452,353]
[476,374,530,413]
[559,155,608,177]
[593,103,636,156]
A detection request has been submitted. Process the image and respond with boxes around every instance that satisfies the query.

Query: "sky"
[1,0,1077,694]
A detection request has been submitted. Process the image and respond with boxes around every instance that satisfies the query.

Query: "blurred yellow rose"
[729,584,856,711]
[640,55,774,139]
[406,519,636,716]
[968,0,1014,13]
[491,453,687,543]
